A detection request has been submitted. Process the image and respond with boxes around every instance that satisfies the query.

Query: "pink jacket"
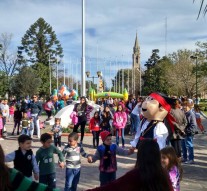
[113,111,127,129]
[70,111,78,125]
[0,118,3,130]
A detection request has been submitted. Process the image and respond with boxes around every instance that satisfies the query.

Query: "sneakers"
[0,138,4,140]
[58,147,62,151]
[181,158,187,163]
[184,160,195,164]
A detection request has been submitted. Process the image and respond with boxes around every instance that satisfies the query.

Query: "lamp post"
[86,71,102,84]
[190,55,198,103]
[48,54,51,95]
[81,0,86,96]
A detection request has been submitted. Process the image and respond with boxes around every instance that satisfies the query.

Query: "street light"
[86,71,102,84]
[190,55,198,103]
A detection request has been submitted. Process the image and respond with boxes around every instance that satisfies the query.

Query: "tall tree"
[142,49,160,95]
[10,66,42,98]
[0,33,22,96]
[166,49,206,97]
[18,17,64,95]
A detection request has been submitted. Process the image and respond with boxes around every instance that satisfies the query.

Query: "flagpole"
[81,0,86,96]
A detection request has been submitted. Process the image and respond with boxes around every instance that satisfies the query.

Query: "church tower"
[132,32,140,71]
[131,33,141,95]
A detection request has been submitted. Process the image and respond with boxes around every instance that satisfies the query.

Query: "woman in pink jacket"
[113,104,127,147]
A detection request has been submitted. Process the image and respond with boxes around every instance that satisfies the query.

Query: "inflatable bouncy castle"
[52,85,78,101]
[89,88,128,102]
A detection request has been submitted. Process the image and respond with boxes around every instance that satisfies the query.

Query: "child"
[113,104,127,147]
[0,112,4,140]
[12,105,22,135]
[193,105,207,133]
[51,118,63,150]
[182,101,197,164]
[89,111,101,148]
[62,132,89,191]
[100,105,114,132]
[20,112,31,135]
[70,111,78,125]
[9,104,15,122]
[36,133,64,189]
[88,131,134,186]
[161,146,183,191]
[5,134,39,180]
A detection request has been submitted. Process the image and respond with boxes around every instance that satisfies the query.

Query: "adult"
[29,95,43,139]
[130,102,141,135]
[0,145,59,191]
[125,95,136,114]
[170,100,187,159]
[131,92,176,150]
[87,139,173,191]
[1,100,9,128]
[44,98,54,120]
[21,98,29,114]
[73,96,92,144]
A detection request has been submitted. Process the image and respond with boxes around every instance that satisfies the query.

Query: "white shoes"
[0,138,4,140]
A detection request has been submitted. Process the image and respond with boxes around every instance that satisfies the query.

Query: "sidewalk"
[0,117,207,191]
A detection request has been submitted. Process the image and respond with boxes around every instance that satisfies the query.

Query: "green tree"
[142,49,160,95]
[0,71,7,96]
[18,17,64,96]
[166,49,206,97]
[112,69,131,92]
[10,66,42,98]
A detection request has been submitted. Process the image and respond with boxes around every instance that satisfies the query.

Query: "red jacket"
[89,117,100,131]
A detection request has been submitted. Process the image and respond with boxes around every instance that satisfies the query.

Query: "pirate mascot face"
[131,92,175,149]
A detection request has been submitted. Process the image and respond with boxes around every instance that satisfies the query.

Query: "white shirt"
[1,104,9,117]
[131,104,141,116]
[130,120,168,149]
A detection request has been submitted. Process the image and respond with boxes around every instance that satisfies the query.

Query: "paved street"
[1,117,207,191]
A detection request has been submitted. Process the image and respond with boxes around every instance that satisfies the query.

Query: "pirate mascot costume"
[131,92,175,149]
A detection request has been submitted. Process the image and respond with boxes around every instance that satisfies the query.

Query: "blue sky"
[0,0,207,86]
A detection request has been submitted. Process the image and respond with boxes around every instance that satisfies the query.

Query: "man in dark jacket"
[29,95,43,138]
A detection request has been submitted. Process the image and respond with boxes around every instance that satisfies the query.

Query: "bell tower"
[131,32,141,95]
[132,32,140,71]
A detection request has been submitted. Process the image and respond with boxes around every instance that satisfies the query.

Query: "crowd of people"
[0,93,206,191]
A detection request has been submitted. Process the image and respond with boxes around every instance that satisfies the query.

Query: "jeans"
[21,128,28,135]
[92,131,100,147]
[130,113,140,134]
[99,172,116,186]
[73,121,86,142]
[31,114,40,138]
[181,135,194,161]
[54,136,61,147]
[116,128,125,146]
[64,168,81,191]
[39,173,56,189]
